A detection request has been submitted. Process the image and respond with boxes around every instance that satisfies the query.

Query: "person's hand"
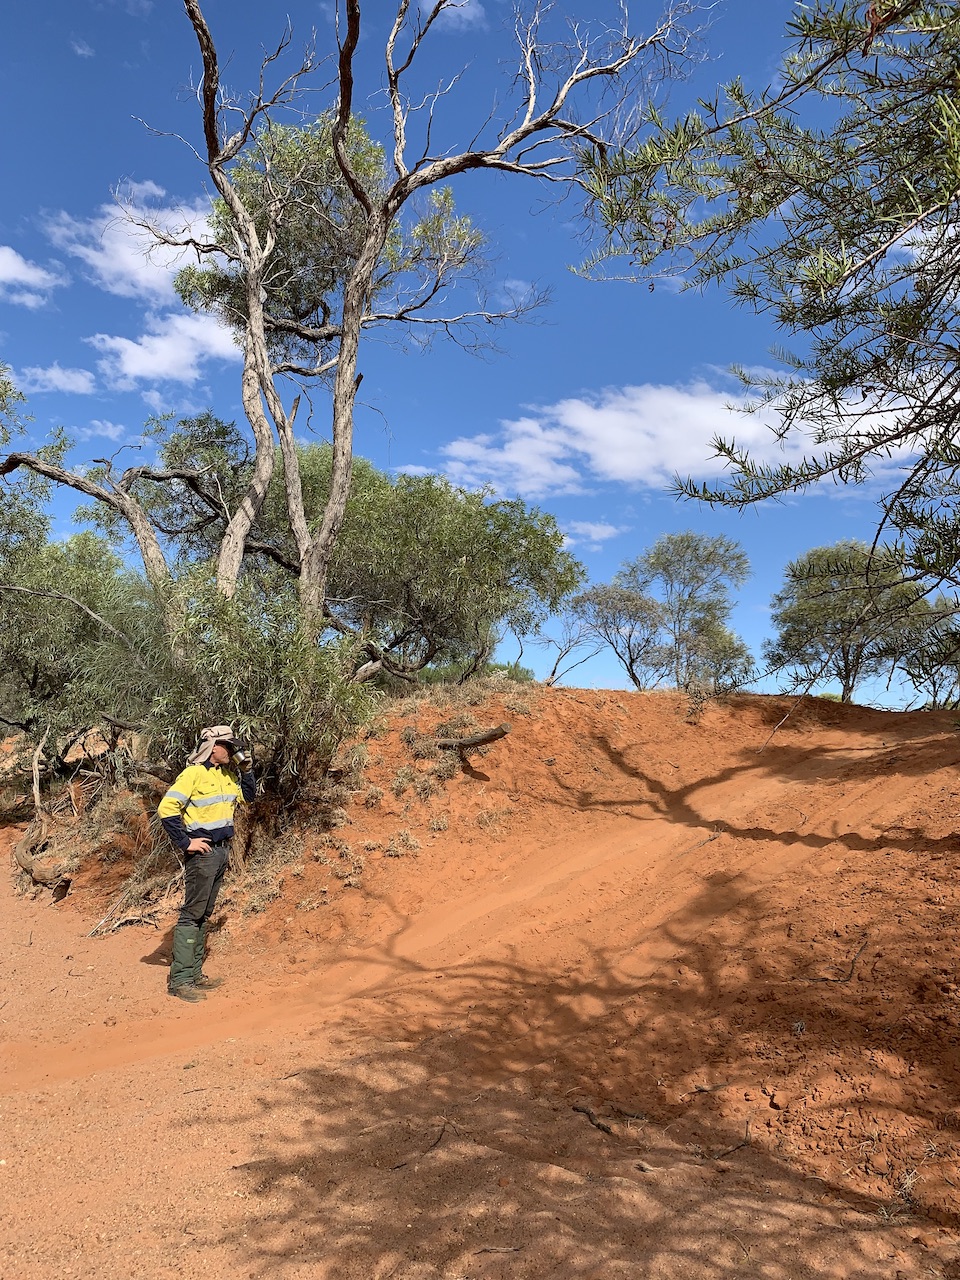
[232,750,252,772]
[186,837,212,854]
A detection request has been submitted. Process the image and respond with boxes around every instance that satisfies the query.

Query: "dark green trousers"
[169,843,229,991]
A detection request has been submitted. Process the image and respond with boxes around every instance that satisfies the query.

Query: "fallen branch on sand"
[573,1103,613,1135]
[806,935,870,984]
[712,1119,752,1160]
[436,723,511,755]
[13,813,71,894]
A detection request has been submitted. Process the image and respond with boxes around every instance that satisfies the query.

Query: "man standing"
[158,725,257,1002]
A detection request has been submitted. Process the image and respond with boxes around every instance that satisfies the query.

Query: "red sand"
[3,688,960,1278]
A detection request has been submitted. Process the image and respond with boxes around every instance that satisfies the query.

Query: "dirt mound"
[3,687,960,1278]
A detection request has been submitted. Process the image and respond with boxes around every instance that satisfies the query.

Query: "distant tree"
[572,583,668,690]
[574,531,752,692]
[537,611,605,688]
[892,595,960,709]
[764,541,925,702]
[623,531,751,689]
[684,617,754,695]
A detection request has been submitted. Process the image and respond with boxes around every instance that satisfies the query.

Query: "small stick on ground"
[475,1247,521,1255]
[682,1082,728,1100]
[808,935,870,984]
[573,1104,613,1135]
[87,887,136,937]
[712,1119,752,1160]
[420,1121,447,1156]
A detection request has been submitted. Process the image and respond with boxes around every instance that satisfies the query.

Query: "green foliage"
[0,529,152,753]
[0,525,375,802]
[0,363,26,446]
[575,532,752,692]
[888,594,960,709]
[175,117,486,365]
[764,541,926,702]
[175,116,382,362]
[580,3,960,588]
[144,568,377,795]
[333,470,581,669]
[77,412,254,564]
[96,425,583,681]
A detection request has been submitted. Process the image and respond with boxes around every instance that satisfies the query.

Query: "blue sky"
[0,1,913,703]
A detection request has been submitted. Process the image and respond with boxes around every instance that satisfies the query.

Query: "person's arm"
[239,766,257,804]
[232,749,257,803]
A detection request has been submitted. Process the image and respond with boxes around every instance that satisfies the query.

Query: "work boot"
[169,923,201,993]
[194,974,224,990]
[168,984,207,1002]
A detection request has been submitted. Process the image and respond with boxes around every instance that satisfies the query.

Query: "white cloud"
[443,417,588,496]
[141,389,168,414]
[75,419,127,442]
[0,245,64,308]
[438,381,815,498]
[564,520,625,551]
[70,37,95,57]
[88,311,240,387]
[44,188,212,304]
[431,0,487,30]
[19,363,96,394]
[4,291,49,310]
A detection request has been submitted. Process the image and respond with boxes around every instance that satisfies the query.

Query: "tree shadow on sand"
[180,872,960,1279]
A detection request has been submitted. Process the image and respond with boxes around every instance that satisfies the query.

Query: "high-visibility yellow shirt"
[158,762,254,850]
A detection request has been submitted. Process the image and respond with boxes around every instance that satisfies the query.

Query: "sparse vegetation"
[391,765,417,798]
[476,806,511,834]
[384,828,420,857]
[431,753,461,782]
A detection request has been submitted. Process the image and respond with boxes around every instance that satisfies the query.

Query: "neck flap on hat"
[187,724,235,766]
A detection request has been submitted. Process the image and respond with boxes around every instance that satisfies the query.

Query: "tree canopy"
[764,540,925,702]
[574,531,753,692]
[72,416,584,686]
[580,1,960,588]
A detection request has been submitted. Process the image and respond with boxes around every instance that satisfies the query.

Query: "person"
[158,724,256,1002]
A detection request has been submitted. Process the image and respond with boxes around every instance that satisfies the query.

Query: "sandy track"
[2,689,959,1277]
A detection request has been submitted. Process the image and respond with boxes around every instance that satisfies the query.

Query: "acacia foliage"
[0,526,156,761]
[574,531,753,692]
[84,419,583,684]
[174,118,487,371]
[581,2,960,586]
[764,541,926,702]
[894,595,960,709]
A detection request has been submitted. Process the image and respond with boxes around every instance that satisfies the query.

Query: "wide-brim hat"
[187,724,238,765]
